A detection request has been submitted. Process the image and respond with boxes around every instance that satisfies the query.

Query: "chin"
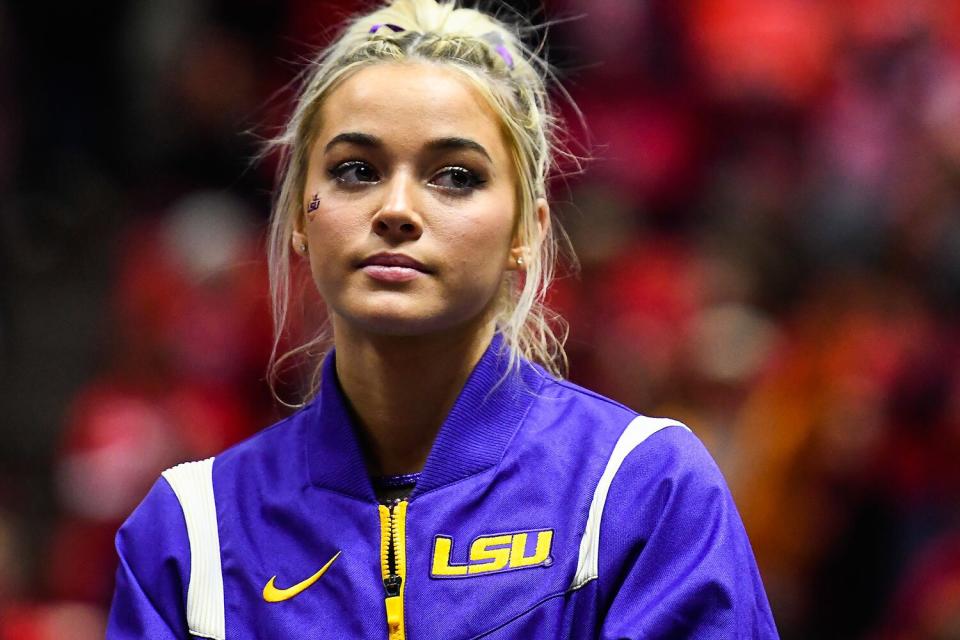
[351,315,444,337]
[336,297,491,339]
[338,304,455,337]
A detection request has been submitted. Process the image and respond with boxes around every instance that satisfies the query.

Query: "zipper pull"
[384,575,402,597]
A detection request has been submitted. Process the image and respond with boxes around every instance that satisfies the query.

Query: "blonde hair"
[265,0,577,406]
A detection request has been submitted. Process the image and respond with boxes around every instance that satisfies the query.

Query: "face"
[295,62,535,337]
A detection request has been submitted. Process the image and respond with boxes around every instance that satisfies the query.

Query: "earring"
[300,242,307,253]
[515,255,524,267]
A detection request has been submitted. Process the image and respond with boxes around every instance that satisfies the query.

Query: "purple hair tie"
[369,23,405,34]
[494,44,514,69]
[481,31,514,70]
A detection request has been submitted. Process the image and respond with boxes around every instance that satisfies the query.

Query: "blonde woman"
[107,1,777,638]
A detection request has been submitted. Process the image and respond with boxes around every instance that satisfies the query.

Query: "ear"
[292,210,309,257]
[507,198,550,271]
[292,229,308,257]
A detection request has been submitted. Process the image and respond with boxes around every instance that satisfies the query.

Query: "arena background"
[2,0,960,637]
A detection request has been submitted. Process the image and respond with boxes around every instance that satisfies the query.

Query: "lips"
[357,252,431,273]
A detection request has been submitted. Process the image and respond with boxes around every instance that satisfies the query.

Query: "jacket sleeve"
[107,476,191,639]
[597,426,779,639]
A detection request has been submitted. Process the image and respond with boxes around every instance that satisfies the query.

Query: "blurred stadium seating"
[1,1,959,638]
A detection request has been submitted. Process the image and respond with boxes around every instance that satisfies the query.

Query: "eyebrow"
[424,137,492,162]
[324,132,380,153]
[323,132,492,162]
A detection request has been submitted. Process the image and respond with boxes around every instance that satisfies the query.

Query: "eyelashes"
[329,160,379,185]
[432,166,486,191]
[327,160,487,194]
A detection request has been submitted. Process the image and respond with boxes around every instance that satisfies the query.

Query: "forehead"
[314,62,507,153]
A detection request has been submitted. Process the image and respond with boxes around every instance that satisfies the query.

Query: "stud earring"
[300,242,307,253]
[515,255,524,267]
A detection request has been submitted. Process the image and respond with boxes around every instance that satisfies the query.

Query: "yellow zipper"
[378,500,408,640]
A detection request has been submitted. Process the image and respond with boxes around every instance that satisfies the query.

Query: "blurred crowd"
[1,0,959,638]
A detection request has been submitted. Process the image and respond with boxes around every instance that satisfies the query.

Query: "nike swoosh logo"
[262,551,341,603]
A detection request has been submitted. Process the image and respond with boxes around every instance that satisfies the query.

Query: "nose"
[372,172,422,242]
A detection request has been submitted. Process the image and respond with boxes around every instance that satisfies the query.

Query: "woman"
[107,1,778,638]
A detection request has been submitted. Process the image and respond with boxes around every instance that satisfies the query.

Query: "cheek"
[441,201,514,275]
[303,203,365,272]
[464,191,516,252]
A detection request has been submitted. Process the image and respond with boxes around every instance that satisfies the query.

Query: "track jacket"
[107,334,779,639]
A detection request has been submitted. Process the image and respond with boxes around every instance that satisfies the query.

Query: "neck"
[331,317,496,475]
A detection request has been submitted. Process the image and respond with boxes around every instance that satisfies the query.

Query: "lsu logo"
[431,529,554,578]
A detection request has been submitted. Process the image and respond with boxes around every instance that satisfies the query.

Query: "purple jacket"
[108,334,778,639]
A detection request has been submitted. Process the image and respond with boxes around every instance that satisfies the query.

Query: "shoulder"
[540,373,640,419]
[594,422,776,624]
[519,371,707,477]
[160,404,315,499]
[603,423,731,547]
[612,419,722,494]
[213,406,308,472]
[117,471,191,564]
[590,414,730,543]
[110,475,194,638]
[110,411,308,639]
[516,371,726,569]
[514,368,712,512]
[119,406,310,542]
[519,371,641,445]
[575,417,778,636]
[532,371,709,472]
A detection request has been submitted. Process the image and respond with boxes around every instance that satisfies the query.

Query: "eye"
[430,166,486,192]
[329,161,380,185]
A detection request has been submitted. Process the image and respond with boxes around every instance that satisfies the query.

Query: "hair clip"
[481,31,514,70]
[369,23,405,34]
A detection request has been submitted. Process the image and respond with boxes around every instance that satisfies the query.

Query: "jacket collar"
[303,333,546,502]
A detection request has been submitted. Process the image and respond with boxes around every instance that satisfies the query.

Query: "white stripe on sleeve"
[162,457,225,640]
[570,417,689,590]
